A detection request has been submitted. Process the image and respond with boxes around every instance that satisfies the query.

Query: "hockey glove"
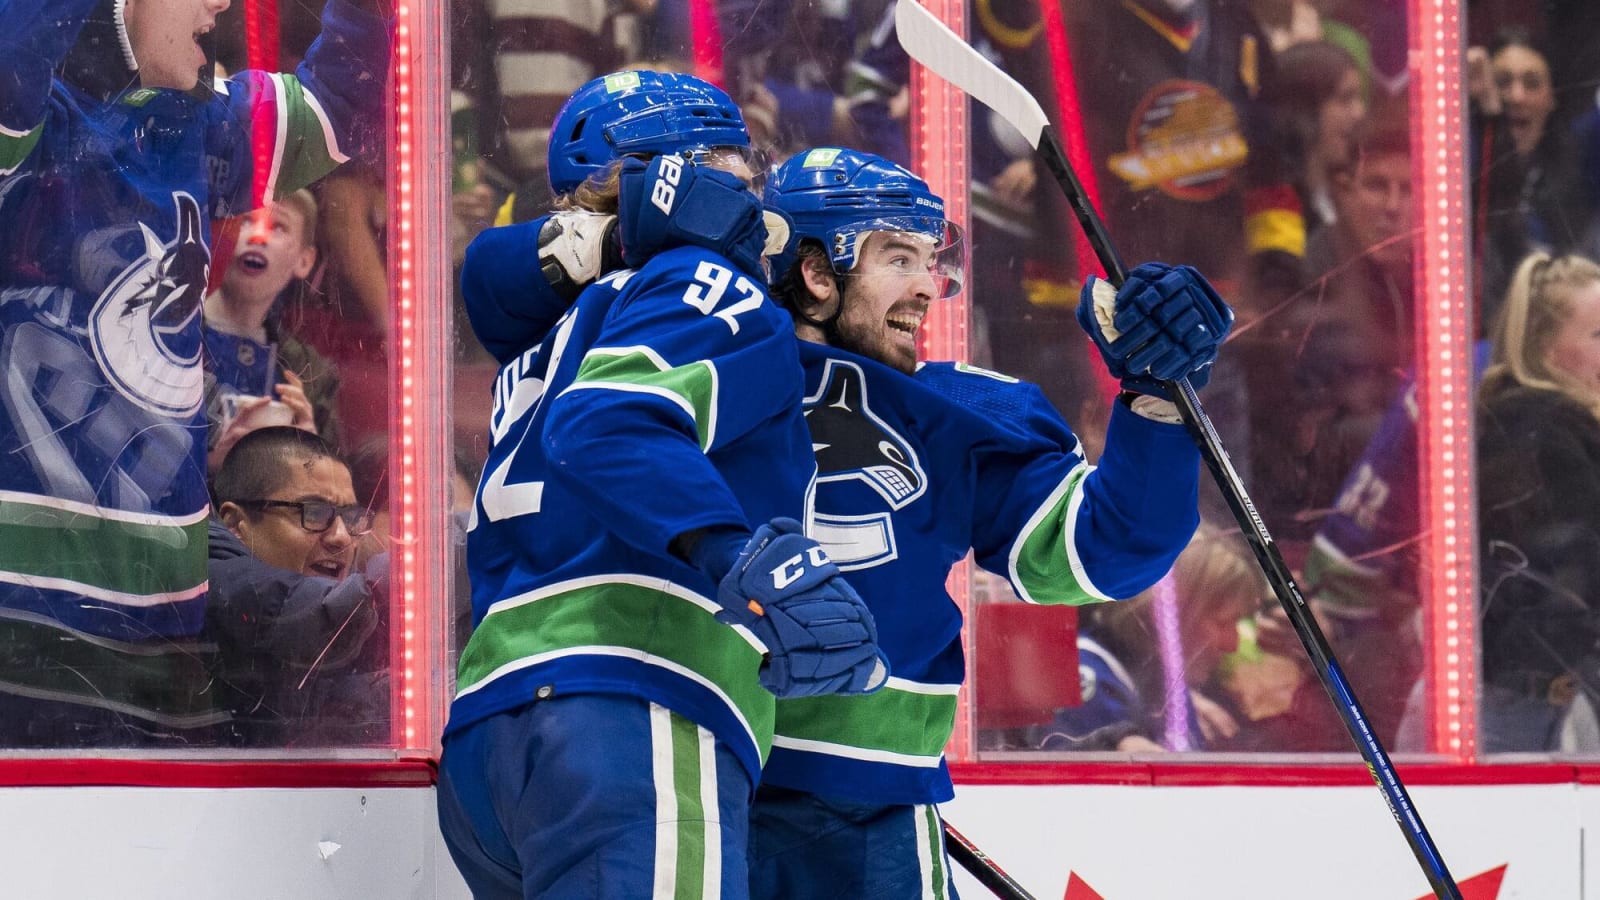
[1077,263,1233,399]
[618,153,770,281]
[538,211,622,303]
[707,519,890,699]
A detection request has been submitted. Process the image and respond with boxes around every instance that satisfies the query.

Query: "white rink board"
[945,782,1575,899]
[0,781,1585,898]
[0,786,471,900]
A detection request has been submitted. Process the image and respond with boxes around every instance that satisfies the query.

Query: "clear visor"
[840,220,967,299]
[624,145,770,193]
[681,145,770,193]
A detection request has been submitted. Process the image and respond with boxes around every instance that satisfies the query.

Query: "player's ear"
[797,253,841,321]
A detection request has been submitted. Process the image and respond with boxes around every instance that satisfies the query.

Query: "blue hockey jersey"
[0,0,386,646]
[760,344,1202,804]
[450,245,816,783]
[455,222,1204,801]
[0,0,385,733]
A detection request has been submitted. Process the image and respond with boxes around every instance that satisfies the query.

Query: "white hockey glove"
[538,210,621,302]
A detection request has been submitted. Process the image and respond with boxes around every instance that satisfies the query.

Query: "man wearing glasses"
[208,426,386,745]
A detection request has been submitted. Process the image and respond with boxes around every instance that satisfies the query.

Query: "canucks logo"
[804,359,926,569]
[88,192,209,417]
[806,359,925,508]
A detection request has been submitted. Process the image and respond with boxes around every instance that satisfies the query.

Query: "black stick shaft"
[1035,124,1462,900]
[943,821,1039,900]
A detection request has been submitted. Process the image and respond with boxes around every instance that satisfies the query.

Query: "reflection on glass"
[1469,6,1600,757]
[445,0,697,677]
[0,0,391,750]
[1477,255,1600,754]
[977,530,1264,754]
[434,1,1497,762]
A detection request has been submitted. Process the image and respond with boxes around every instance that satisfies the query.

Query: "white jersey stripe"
[699,723,721,900]
[650,703,678,900]
[0,489,210,528]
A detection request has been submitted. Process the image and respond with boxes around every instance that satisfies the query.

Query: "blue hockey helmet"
[763,147,966,298]
[547,71,753,195]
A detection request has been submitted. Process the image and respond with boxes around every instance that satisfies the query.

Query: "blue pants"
[747,785,960,900]
[438,694,754,899]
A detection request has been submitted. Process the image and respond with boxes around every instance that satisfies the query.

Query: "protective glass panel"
[949,0,1436,759]
[1467,5,1600,756]
[0,0,397,751]
[443,0,1473,769]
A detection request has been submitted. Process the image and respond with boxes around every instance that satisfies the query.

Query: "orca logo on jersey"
[88,192,209,417]
[771,546,831,590]
[805,359,926,510]
[651,154,684,215]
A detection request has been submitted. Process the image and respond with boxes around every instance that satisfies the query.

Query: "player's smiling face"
[834,231,937,374]
[123,0,230,91]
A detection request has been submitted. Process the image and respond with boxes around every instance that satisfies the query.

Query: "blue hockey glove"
[1077,263,1233,398]
[707,519,889,699]
[618,153,769,280]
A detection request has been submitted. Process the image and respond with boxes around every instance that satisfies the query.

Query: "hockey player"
[437,72,888,899]
[747,147,1225,897]
[0,0,389,746]
[457,138,1229,896]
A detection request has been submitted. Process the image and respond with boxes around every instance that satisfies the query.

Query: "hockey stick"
[943,821,1038,900]
[895,3,1463,898]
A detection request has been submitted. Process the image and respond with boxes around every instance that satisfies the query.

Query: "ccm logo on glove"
[651,155,683,214]
[772,546,832,591]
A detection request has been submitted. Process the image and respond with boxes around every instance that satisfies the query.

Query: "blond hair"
[1484,252,1600,419]
[552,160,623,214]
[277,188,320,250]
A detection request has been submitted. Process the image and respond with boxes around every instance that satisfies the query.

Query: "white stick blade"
[893,0,1049,148]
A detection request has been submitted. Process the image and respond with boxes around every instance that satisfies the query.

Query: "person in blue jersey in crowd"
[456,136,1230,897]
[437,71,888,900]
[0,0,389,747]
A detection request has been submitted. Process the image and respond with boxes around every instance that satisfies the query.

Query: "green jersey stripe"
[270,74,352,199]
[669,711,707,899]
[921,805,947,900]
[568,346,719,450]
[0,120,43,176]
[1008,461,1110,604]
[0,496,209,602]
[773,680,959,762]
[454,579,772,759]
